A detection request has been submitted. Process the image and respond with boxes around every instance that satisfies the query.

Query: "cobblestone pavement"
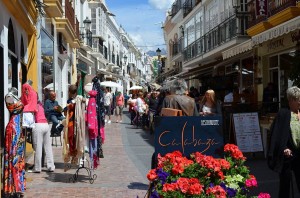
[24,115,149,198]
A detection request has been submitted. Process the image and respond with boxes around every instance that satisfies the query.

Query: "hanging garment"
[86,90,101,169]
[75,95,86,159]
[92,77,105,159]
[63,99,76,165]
[20,83,37,113]
[63,96,86,166]
[3,100,26,195]
[86,90,98,140]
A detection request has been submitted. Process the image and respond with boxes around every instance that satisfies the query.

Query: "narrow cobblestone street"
[25,111,150,198]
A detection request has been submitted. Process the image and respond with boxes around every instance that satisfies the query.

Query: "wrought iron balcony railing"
[183,15,238,61]
[170,0,182,17]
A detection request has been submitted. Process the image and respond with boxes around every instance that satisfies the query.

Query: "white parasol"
[129,85,143,90]
[44,83,54,90]
[100,81,122,88]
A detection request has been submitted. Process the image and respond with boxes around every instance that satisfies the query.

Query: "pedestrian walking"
[103,87,112,124]
[162,78,199,116]
[115,91,124,123]
[268,86,300,197]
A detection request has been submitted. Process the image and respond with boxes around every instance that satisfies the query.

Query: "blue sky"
[105,0,175,52]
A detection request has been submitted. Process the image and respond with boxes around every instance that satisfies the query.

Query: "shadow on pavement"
[127,182,149,190]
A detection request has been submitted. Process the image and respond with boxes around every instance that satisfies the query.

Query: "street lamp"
[232,0,240,10]
[83,17,92,47]
[83,17,91,31]
[156,48,161,56]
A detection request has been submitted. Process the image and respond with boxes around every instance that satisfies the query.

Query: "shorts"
[115,105,124,116]
[104,105,111,116]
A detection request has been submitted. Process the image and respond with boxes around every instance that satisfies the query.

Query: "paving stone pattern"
[25,119,149,198]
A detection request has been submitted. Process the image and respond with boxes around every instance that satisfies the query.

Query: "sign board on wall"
[232,112,263,152]
[154,116,224,158]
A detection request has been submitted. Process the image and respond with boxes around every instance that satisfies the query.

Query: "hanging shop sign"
[154,116,224,158]
[256,0,268,16]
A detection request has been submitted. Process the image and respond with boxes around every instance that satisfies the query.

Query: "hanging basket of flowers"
[146,144,270,198]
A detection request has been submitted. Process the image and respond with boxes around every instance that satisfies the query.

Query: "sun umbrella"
[44,83,54,90]
[100,81,122,88]
[150,83,161,90]
[129,85,143,90]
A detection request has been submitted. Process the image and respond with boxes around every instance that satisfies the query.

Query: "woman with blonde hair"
[199,89,221,116]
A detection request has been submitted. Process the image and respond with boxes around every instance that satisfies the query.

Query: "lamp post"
[232,0,240,13]
[83,17,92,47]
[156,48,162,82]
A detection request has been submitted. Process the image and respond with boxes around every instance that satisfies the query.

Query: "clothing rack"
[69,154,97,184]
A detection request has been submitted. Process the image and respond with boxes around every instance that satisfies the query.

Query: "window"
[41,29,54,101]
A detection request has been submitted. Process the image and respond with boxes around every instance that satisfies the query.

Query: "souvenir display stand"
[68,154,97,184]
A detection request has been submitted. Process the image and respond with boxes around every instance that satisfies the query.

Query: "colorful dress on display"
[63,96,86,167]
[86,90,100,169]
[63,99,76,165]
[92,77,105,158]
[3,100,26,195]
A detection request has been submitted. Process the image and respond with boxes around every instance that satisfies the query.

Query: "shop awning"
[252,15,300,46]
[222,40,253,60]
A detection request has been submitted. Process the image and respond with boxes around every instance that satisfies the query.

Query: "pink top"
[21,83,38,113]
[86,90,98,139]
[116,94,124,106]
[35,102,48,123]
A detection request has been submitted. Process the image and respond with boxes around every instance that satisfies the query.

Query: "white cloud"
[109,4,167,51]
[148,0,175,11]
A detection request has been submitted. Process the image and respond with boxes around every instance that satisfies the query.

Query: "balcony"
[56,0,80,48]
[170,0,184,24]
[172,37,183,62]
[183,0,197,17]
[247,0,300,36]
[44,0,63,18]
[268,3,300,26]
[183,15,238,62]
[170,0,182,17]
[90,38,104,58]
[129,63,137,77]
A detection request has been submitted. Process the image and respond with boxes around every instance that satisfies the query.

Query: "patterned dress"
[92,77,105,159]
[3,100,26,195]
[86,90,100,169]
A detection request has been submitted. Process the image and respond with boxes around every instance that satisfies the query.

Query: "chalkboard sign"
[154,116,224,158]
[232,112,263,153]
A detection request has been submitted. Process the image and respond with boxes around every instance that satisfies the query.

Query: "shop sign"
[256,0,268,16]
[154,116,224,158]
[267,38,284,52]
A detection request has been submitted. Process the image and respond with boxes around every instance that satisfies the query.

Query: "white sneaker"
[107,120,111,124]
[119,120,122,123]
[105,119,107,123]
